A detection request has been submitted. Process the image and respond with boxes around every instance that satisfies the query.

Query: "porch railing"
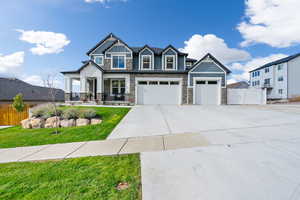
[102,93,125,101]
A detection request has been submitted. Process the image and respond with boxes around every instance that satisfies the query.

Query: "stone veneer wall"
[187,88,193,104]
[221,88,227,105]
[129,74,188,105]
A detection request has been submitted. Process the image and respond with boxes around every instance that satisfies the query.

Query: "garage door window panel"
[159,81,169,85]
[138,81,148,85]
[149,81,158,85]
[170,81,179,85]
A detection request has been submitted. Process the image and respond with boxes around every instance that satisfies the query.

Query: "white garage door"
[137,80,181,105]
[195,80,220,105]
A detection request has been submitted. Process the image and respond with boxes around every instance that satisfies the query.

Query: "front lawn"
[0,154,141,200]
[0,107,130,148]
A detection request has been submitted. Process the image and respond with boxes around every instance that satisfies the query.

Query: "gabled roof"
[138,45,155,54]
[249,52,300,73]
[189,53,231,74]
[102,39,133,53]
[161,45,188,56]
[86,33,119,56]
[61,60,104,74]
[0,77,64,101]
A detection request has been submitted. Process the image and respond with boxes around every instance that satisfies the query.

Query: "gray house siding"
[178,56,185,71]
[107,45,131,53]
[189,73,226,87]
[191,62,224,73]
[91,40,116,55]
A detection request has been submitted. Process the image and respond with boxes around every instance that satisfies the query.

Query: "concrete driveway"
[108,104,300,139]
[109,104,300,200]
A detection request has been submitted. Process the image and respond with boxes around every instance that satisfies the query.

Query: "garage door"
[195,80,220,105]
[137,80,181,105]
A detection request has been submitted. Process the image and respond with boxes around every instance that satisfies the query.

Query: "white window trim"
[110,79,125,96]
[162,47,178,70]
[164,55,176,70]
[141,55,152,70]
[93,55,104,66]
[139,47,154,70]
[111,55,126,70]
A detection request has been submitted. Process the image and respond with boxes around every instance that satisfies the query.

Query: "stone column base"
[96,93,104,104]
[65,93,71,101]
[80,93,87,101]
[125,93,135,104]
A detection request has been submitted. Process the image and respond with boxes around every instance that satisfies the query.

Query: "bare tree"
[43,74,61,134]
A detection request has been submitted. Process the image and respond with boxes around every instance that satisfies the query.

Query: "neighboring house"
[61,33,231,105]
[0,77,65,104]
[227,81,249,89]
[249,53,300,100]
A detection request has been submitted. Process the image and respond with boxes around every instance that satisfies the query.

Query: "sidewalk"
[0,133,209,164]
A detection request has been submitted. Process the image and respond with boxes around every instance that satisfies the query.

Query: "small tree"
[44,74,61,134]
[12,93,25,112]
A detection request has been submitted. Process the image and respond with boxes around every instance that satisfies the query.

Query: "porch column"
[96,75,103,103]
[80,77,87,101]
[64,77,72,101]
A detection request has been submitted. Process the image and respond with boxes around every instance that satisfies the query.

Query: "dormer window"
[94,56,103,65]
[165,55,175,70]
[142,55,151,70]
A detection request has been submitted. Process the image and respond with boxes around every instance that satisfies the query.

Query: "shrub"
[12,93,25,112]
[62,108,80,119]
[31,104,62,118]
[79,109,97,119]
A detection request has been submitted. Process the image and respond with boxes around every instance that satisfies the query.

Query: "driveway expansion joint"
[64,142,88,159]
[17,145,51,162]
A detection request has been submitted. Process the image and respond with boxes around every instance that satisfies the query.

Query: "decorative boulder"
[60,119,75,128]
[45,116,60,128]
[91,118,102,125]
[76,118,90,127]
[31,118,45,129]
[21,118,32,129]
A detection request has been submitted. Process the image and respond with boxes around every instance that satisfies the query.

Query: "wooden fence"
[0,104,29,126]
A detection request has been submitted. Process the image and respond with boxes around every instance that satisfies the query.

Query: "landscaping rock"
[45,116,60,128]
[31,118,45,129]
[21,118,32,129]
[60,119,75,128]
[91,118,102,125]
[76,118,90,126]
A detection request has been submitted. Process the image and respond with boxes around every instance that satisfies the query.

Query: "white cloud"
[0,51,24,73]
[22,75,44,86]
[179,34,251,64]
[238,0,300,48]
[22,74,63,88]
[17,29,70,55]
[228,54,287,83]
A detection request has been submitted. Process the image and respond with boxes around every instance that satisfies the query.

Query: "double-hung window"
[111,80,125,95]
[112,55,125,69]
[142,55,151,70]
[278,64,283,71]
[265,68,269,73]
[278,76,284,82]
[165,55,175,70]
[94,56,103,65]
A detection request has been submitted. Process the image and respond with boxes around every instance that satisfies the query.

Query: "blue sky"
[0,0,300,87]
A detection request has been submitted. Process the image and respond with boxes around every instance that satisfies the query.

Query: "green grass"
[0,107,130,148]
[0,154,141,200]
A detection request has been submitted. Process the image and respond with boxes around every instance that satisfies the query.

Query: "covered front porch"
[64,74,132,105]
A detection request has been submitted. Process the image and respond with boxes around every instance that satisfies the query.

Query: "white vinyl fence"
[227,88,267,105]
